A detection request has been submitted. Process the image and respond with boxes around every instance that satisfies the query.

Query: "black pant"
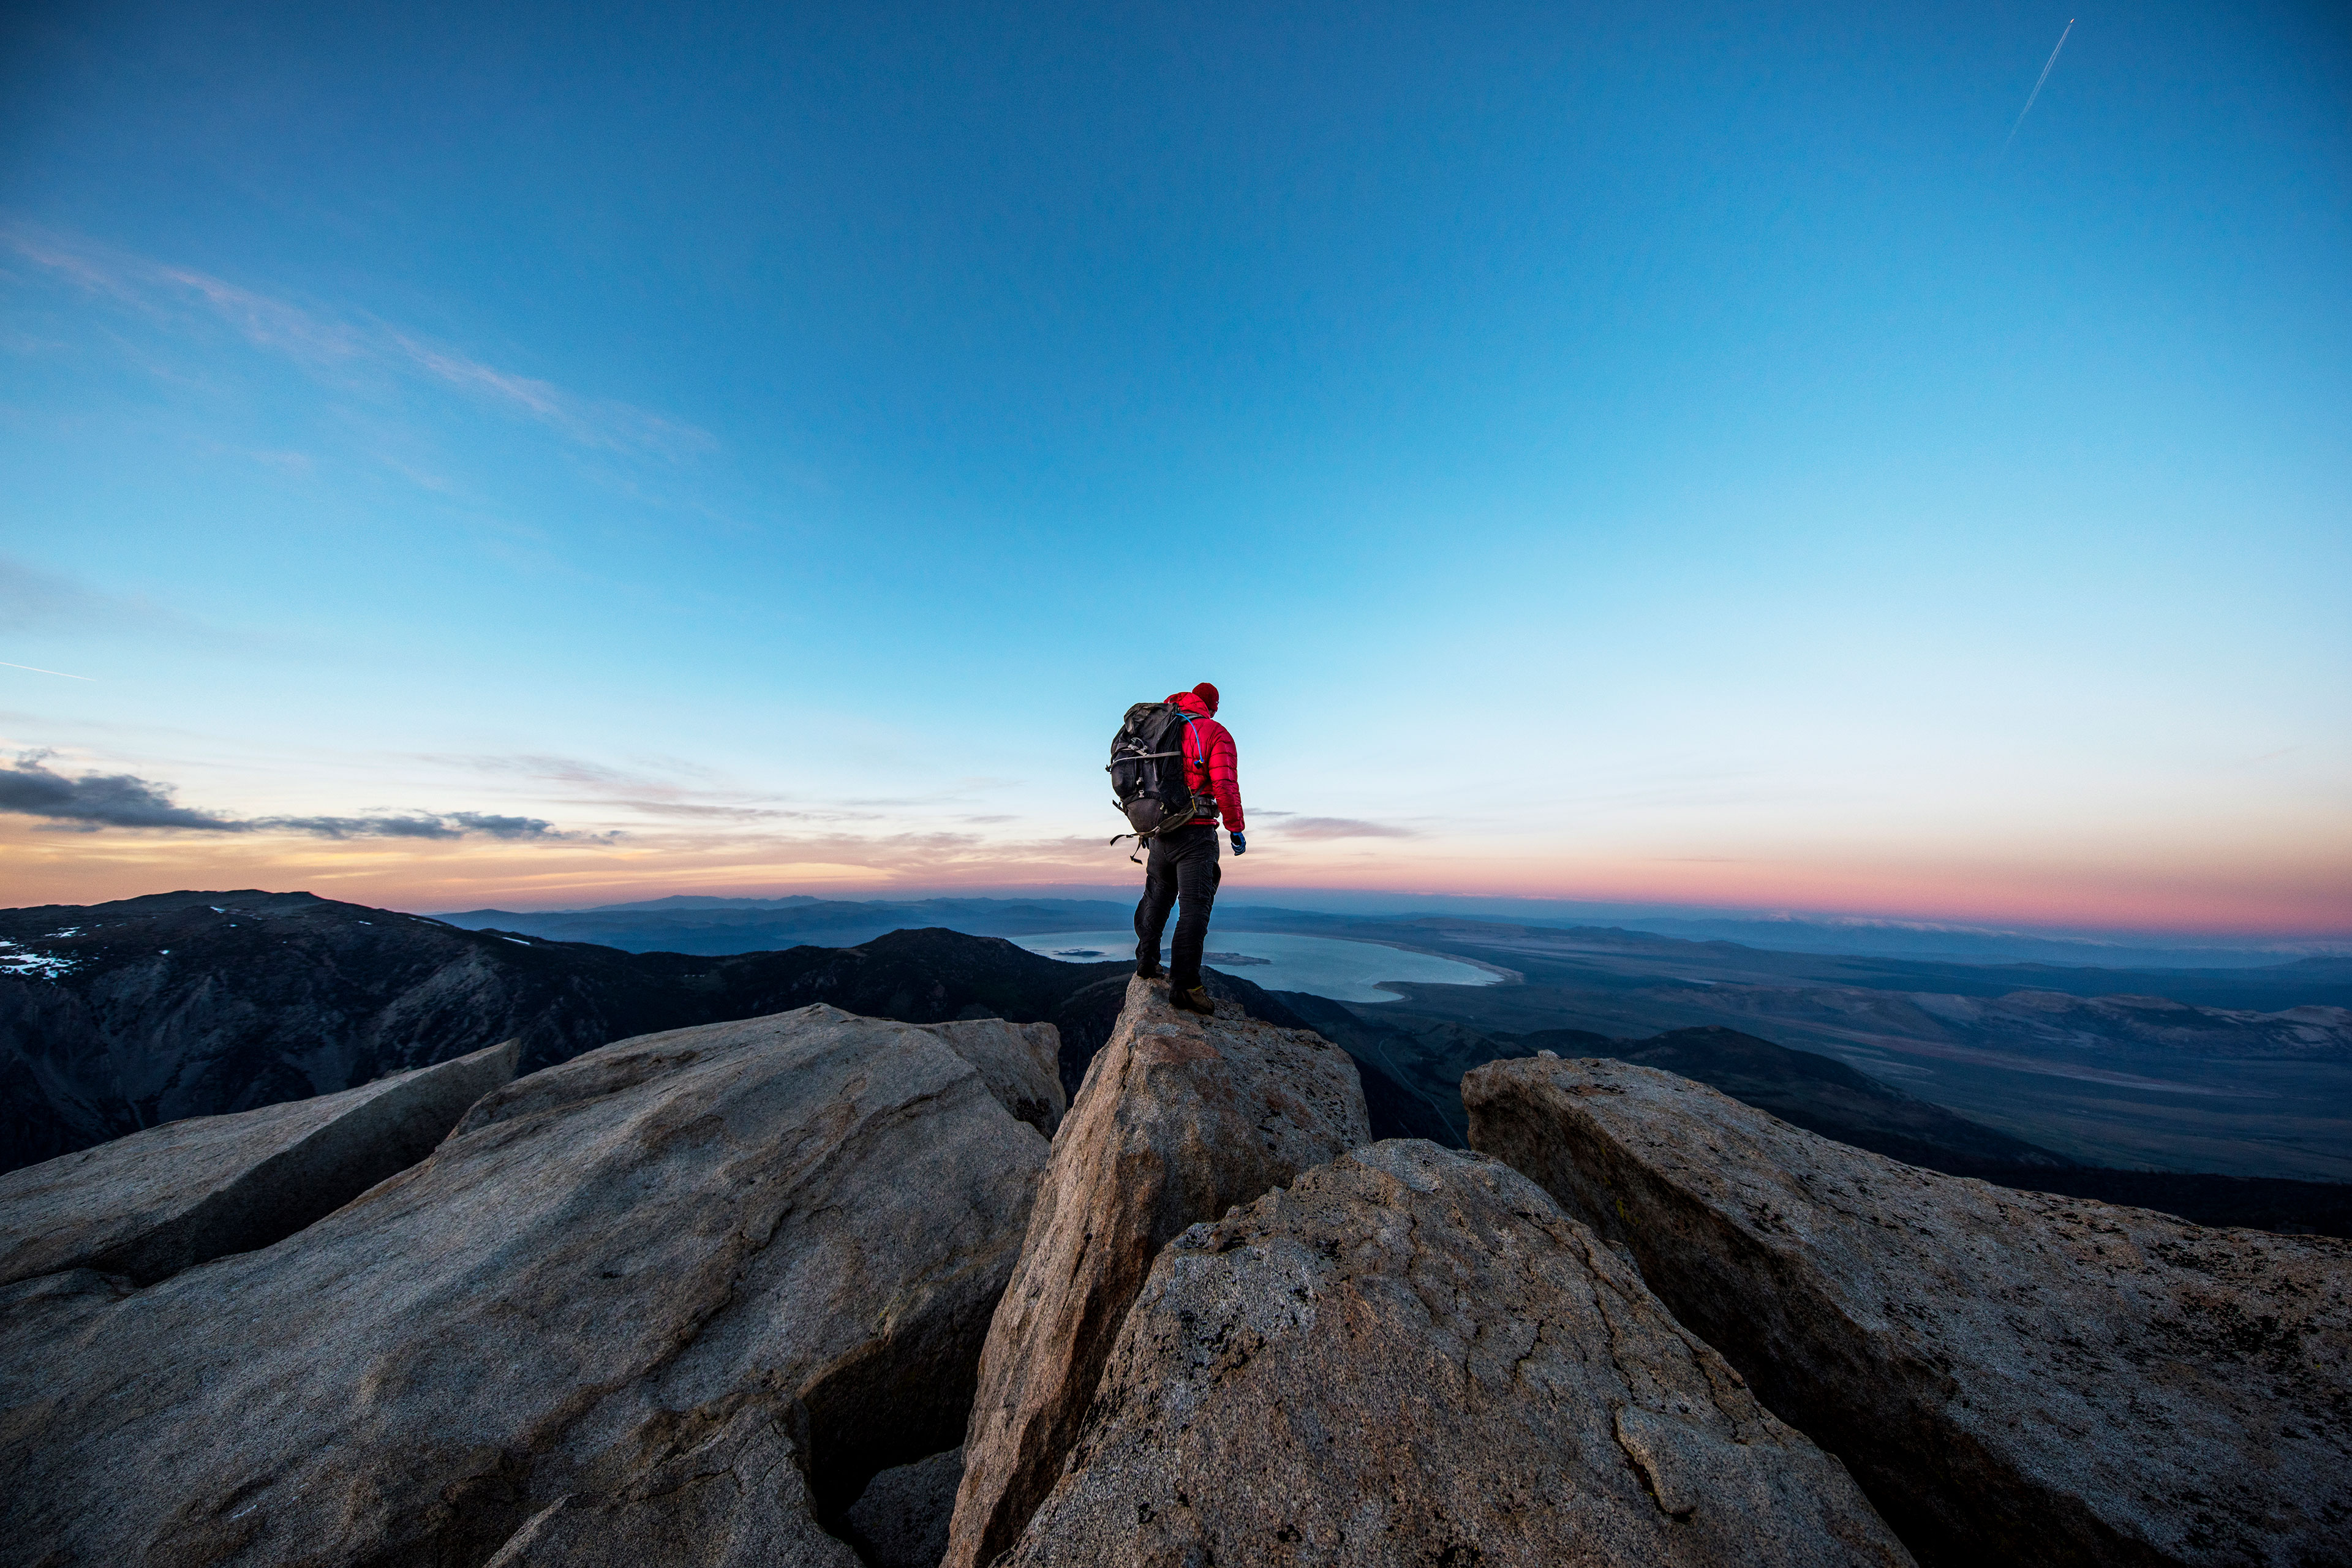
[1135,824,1221,990]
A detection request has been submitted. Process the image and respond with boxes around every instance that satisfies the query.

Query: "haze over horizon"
[4,1,2346,935]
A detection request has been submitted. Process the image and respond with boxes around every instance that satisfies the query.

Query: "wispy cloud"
[0,553,288,663]
[1254,813,1420,840]
[385,332,712,459]
[3,224,714,461]
[1,554,187,638]
[429,751,723,797]
[424,750,909,825]
[0,756,610,841]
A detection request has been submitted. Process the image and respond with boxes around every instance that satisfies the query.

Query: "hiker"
[1133,681,1245,1016]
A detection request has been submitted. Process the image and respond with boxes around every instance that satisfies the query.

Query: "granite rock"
[943,976,1370,1568]
[0,1036,517,1288]
[916,1019,1065,1137]
[0,1005,1049,1568]
[1463,1054,2352,1567]
[1005,1139,1914,1567]
[842,1447,963,1568]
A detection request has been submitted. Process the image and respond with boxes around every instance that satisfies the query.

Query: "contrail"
[0,661,94,680]
[2001,17,2075,159]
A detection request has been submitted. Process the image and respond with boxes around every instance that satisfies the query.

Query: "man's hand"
[1231,832,1248,855]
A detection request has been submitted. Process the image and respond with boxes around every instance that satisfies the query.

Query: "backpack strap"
[1177,714,1218,820]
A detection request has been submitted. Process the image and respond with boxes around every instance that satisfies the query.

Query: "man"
[1134,680,1246,1016]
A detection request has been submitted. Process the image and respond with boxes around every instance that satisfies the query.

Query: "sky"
[2,0,2347,933]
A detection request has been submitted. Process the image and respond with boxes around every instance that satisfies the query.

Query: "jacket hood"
[1169,691,1215,718]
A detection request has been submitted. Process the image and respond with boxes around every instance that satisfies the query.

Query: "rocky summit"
[1463,1054,2352,1568]
[1002,1138,1915,1568]
[944,976,1372,1568]
[0,963,2338,1567]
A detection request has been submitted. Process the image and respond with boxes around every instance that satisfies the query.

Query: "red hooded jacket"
[1168,691,1245,832]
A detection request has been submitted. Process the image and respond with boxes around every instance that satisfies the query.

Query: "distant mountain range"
[432,897,2352,1010]
[433,895,1140,954]
[427,900,2352,1177]
[6,888,2348,1236]
[322,895,2352,1184]
[1207,913,2352,1183]
[1536,914,2347,970]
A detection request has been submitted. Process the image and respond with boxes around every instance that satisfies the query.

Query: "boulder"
[0,1036,518,1288]
[943,976,1370,1568]
[1003,1139,1914,1567]
[0,1006,1052,1568]
[1463,1055,2352,1568]
[841,1447,963,1568]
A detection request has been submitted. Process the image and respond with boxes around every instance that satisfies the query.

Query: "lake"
[1012,929,1502,1005]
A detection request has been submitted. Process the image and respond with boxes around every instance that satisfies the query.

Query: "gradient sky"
[2,1,2346,931]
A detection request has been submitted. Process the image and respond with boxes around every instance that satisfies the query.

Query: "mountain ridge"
[7,889,2347,1235]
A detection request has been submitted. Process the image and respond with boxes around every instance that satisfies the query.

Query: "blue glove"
[1231,832,1248,855]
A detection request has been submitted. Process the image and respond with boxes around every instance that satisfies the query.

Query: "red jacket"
[1169,691,1245,832]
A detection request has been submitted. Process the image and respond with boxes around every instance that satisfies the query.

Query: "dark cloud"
[0,758,246,829]
[444,812,570,839]
[250,813,463,840]
[249,810,602,841]
[0,758,605,842]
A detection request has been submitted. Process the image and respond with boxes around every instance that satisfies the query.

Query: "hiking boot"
[1170,986,1216,1017]
[1135,960,1164,981]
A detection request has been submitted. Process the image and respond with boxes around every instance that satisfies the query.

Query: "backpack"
[1107,702,1204,859]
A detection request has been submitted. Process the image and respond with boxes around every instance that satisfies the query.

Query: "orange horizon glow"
[7,820,2347,939]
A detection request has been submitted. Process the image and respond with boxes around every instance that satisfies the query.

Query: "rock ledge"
[0,1037,517,1287]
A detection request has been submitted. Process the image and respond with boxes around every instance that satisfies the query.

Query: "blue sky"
[2,0,2346,930]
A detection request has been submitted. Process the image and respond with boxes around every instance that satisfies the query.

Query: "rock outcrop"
[943,976,1371,1568]
[1003,1139,1915,1567]
[1463,1055,2352,1568]
[0,1006,1056,1568]
[0,1036,516,1287]
[1050,968,1455,1143]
